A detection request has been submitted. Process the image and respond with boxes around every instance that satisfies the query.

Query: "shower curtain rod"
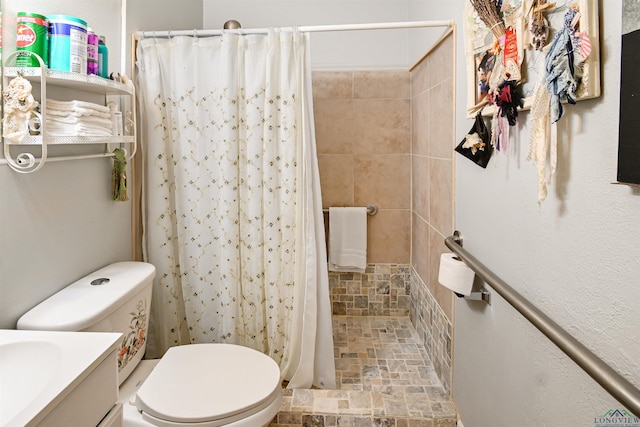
[135,20,454,39]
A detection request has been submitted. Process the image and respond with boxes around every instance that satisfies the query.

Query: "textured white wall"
[410,1,640,425]
[202,0,416,69]
[0,0,203,328]
[0,0,131,329]
[126,0,204,72]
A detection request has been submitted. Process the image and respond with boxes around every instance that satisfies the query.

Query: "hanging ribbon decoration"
[545,6,590,123]
[491,80,524,151]
[466,1,525,152]
[528,4,592,203]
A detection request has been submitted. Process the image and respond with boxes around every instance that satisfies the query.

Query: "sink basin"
[0,329,121,427]
[0,340,62,422]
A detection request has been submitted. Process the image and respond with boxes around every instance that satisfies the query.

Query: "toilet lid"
[135,343,281,425]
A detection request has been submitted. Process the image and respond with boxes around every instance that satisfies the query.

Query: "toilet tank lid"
[17,262,156,331]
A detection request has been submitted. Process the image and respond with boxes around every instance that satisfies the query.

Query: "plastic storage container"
[48,14,88,73]
[98,35,108,78]
[16,12,48,67]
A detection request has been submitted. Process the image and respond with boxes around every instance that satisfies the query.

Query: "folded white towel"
[328,207,368,273]
[47,108,112,120]
[46,114,114,128]
[46,98,111,114]
[45,122,113,137]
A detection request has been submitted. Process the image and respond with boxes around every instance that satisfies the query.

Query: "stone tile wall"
[409,270,453,394]
[328,264,411,317]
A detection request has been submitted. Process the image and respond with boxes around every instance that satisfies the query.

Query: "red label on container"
[16,25,36,47]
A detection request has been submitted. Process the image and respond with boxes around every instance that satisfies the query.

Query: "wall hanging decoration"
[2,75,41,144]
[490,79,524,151]
[463,0,601,202]
[529,0,553,51]
[526,3,596,202]
[464,0,600,118]
[465,0,528,148]
[455,112,493,168]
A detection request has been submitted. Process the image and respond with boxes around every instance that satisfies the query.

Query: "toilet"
[17,262,282,427]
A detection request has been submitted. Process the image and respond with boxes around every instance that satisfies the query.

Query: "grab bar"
[445,231,640,417]
[322,204,378,216]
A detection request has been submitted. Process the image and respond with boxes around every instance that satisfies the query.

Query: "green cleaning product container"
[16,12,48,67]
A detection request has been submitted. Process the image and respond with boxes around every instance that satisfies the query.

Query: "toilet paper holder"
[450,231,491,305]
[454,289,491,304]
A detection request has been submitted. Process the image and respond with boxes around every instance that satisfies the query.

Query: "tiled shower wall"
[326,265,453,394]
[313,70,411,264]
[328,265,412,317]
[409,33,455,392]
[313,33,455,393]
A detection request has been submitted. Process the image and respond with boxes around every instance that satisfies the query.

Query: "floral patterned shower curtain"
[135,30,335,389]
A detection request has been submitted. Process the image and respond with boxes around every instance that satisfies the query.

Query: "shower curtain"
[135,30,335,389]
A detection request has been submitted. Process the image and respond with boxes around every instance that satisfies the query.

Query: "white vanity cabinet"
[0,330,123,427]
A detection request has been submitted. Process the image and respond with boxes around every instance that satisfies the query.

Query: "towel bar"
[322,204,378,216]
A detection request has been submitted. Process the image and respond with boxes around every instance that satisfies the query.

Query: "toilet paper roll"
[438,253,475,296]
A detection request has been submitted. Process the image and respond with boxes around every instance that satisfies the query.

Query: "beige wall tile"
[318,154,354,208]
[412,91,429,156]
[410,31,455,324]
[427,35,454,90]
[354,70,410,99]
[412,155,429,221]
[313,99,354,155]
[427,80,454,159]
[429,227,453,320]
[352,99,411,154]
[312,71,353,99]
[411,212,429,283]
[429,158,453,236]
[367,210,411,264]
[411,57,429,97]
[354,155,410,209]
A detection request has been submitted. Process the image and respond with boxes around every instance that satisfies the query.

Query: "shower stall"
[133,18,457,426]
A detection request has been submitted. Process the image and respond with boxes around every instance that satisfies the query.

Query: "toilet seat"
[135,343,282,427]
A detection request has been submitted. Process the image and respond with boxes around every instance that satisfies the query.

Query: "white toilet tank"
[17,262,156,385]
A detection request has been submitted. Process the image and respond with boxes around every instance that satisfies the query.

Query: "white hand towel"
[328,207,367,273]
[46,98,111,114]
[46,114,114,128]
[47,108,112,120]
[45,122,113,137]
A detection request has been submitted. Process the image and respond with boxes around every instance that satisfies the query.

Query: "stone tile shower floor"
[269,316,457,427]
